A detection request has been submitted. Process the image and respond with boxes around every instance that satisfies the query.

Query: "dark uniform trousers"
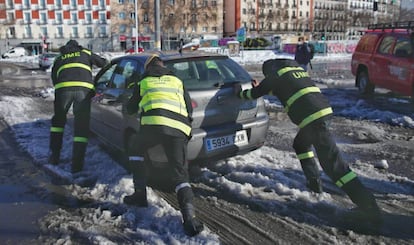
[50,88,91,172]
[128,128,192,202]
[293,120,378,209]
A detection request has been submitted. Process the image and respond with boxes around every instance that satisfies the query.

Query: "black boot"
[177,186,204,236]
[306,178,323,193]
[124,161,148,207]
[72,142,87,173]
[301,159,323,193]
[49,131,63,165]
[48,151,60,165]
[341,178,381,222]
[123,187,148,207]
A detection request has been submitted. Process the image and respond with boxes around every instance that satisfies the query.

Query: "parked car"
[351,21,414,101]
[38,52,59,70]
[1,47,28,58]
[125,46,144,54]
[90,51,269,169]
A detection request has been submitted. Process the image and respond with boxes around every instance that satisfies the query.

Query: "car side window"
[96,64,117,88]
[393,37,412,57]
[111,59,139,89]
[378,36,396,55]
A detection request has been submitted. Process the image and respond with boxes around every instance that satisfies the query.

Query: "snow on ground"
[1,51,413,244]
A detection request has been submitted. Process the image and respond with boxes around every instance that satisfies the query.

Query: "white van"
[1,47,28,58]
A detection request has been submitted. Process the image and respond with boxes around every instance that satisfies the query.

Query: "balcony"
[32,4,38,10]
[15,3,22,10]
[63,5,70,10]
[55,33,64,39]
[70,19,78,25]
[84,33,93,38]
[47,4,54,10]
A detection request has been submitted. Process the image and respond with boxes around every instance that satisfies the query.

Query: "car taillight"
[191,100,197,108]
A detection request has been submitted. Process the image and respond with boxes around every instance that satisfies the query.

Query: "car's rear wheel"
[357,70,375,95]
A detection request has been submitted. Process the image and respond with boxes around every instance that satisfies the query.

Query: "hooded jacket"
[51,40,107,90]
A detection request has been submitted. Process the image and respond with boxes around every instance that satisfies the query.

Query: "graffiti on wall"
[282,41,358,54]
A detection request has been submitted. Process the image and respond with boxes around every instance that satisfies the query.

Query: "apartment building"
[0,0,111,53]
[0,0,402,54]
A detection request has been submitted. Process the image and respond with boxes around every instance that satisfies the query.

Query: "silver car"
[91,51,269,167]
[38,52,59,70]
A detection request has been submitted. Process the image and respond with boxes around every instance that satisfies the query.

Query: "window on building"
[100,26,107,36]
[7,12,14,21]
[99,12,106,23]
[71,12,78,23]
[203,0,207,7]
[144,12,149,22]
[39,0,46,8]
[191,26,196,32]
[168,0,175,4]
[243,8,246,14]
[40,27,48,37]
[119,0,124,3]
[120,24,127,33]
[70,0,77,8]
[56,12,63,23]
[130,12,135,19]
[191,0,196,8]
[86,12,92,23]
[212,26,217,33]
[119,12,126,19]
[23,0,29,8]
[72,27,78,38]
[212,1,216,6]
[202,26,207,32]
[24,25,32,38]
[86,26,93,37]
[85,0,91,8]
[56,26,63,38]
[40,12,47,23]
[56,0,62,8]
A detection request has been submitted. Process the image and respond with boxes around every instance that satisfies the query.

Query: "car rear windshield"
[165,57,252,90]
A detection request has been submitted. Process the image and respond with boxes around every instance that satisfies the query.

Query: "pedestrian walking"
[124,54,204,236]
[235,58,381,221]
[49,40,107,173]
[294,37,312,71]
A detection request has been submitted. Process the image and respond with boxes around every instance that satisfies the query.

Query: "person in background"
[294,37,312,71]
[235,58,381,222]
[178,38,185,55]
[124,54,204,236]
[49,39,107,173]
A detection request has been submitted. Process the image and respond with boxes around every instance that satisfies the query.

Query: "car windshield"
[165,57,251,90]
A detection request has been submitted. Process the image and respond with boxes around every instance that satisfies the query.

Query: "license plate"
[205,130,248,152]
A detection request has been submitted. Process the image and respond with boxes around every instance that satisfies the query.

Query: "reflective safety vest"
[53,49,95,90]
[139,75,191,136]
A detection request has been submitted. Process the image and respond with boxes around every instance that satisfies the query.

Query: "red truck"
[351,21,414,101]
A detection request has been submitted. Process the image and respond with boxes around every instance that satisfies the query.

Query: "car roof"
[117,50,228,63]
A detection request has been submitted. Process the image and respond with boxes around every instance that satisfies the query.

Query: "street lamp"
[135,0,139,53]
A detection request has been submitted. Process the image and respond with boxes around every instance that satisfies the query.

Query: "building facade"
[0,0,111,53]
[0,0,403,54]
